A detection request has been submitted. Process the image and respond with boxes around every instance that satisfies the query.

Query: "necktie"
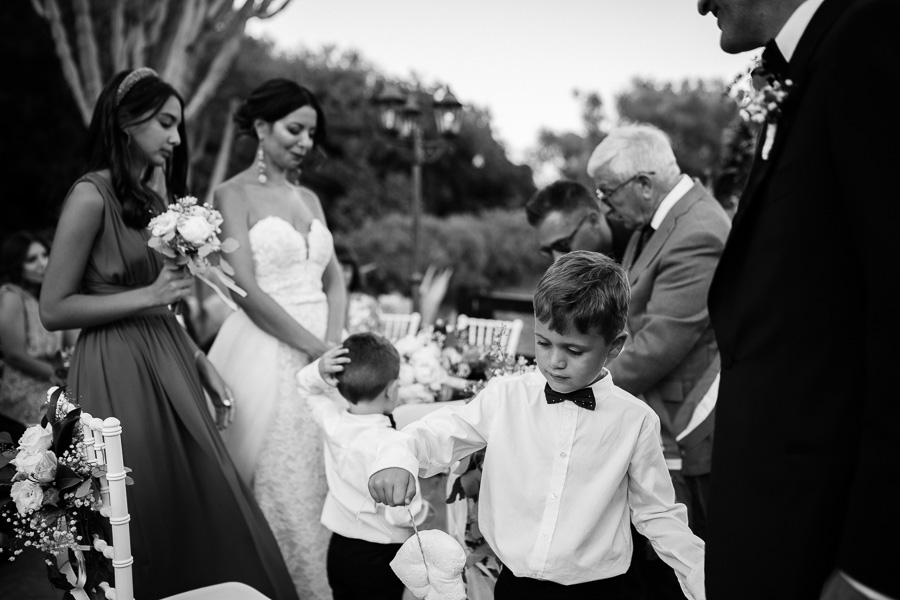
[633,224,654,263]
[387,413,397,429]
[544,383,595,410]
[761,40,789,81]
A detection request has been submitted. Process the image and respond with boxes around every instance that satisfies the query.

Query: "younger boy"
[368,251,705,600]
[298,332,429,600]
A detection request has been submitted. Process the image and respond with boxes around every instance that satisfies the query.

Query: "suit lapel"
[629,183,704,279]
[733,0,856,230]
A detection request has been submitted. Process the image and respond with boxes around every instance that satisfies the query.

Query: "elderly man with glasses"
[587,123,730,599]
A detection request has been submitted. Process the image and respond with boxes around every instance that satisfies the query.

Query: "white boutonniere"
[728,56,794,160]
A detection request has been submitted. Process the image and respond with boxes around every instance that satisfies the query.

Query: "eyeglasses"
[595,171,656,207]
[539,213,592,258]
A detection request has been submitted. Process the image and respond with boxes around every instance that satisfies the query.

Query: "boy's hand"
[318,346,350,386]
[368,468,417,506]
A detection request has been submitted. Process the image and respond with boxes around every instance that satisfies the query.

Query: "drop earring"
[256,145,267,184]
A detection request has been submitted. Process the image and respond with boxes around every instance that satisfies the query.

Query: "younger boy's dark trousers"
[326,532,405,600]
[494,567,627,600]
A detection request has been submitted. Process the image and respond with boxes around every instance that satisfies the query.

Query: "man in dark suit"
[696,0,899,598]
[588,124,729,598]
[525,179,632,263]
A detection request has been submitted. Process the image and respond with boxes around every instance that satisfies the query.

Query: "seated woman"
[0,231,78,437]
[335,243,382,336]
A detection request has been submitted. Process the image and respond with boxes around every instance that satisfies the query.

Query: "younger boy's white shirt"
[298,361,427,544]
[372,370,705,600]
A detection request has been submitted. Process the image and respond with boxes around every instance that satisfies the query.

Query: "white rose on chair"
[16,423,53,455]
[12,450,58,483]
[10,479,45,515]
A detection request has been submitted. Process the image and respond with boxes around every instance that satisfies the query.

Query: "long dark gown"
[66,173,299,600]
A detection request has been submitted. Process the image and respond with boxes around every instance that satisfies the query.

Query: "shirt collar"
[650,174,693,230]
[588,368,615,401]
[774,0,825,62]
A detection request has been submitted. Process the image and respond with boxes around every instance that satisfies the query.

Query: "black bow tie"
[761,40,789,81]
[544,383,595,410]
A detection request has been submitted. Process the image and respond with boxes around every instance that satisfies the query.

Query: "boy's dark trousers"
[494,567,627,600]
[326,532,405,600]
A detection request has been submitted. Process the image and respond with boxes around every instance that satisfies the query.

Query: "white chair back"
[380,312,422,341]
[456,315,523,356]
[80,413,134,600]
[78,413,271,600]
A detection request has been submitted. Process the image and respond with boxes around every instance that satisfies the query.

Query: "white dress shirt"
[372,370,705,599]
[298,361,427,544]
[650,174,695,231]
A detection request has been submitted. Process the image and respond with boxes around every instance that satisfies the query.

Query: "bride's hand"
[194,351,236,430]
[147,260,193,307]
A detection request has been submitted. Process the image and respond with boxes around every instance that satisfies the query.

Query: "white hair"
[587,124,681,182]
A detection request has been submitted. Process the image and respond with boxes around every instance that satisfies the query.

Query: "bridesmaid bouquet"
[147,196,246,310]
[0,388,123,599]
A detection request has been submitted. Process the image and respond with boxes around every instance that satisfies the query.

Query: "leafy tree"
[615,78,738,182]
[194,39,536,232]
[27,0,292,127]
[529,90,608,190]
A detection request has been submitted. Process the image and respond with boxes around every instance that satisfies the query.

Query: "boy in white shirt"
[368,251,705,600]
[298,333,429,600]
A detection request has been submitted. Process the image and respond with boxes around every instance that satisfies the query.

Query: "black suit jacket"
[706,0,900,598]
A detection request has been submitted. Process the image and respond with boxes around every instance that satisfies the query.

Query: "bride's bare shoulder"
[214,171,258,205]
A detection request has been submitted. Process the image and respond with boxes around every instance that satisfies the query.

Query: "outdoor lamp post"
[373,83,463,312]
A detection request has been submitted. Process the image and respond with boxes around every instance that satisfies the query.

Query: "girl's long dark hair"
[85,70,189,229]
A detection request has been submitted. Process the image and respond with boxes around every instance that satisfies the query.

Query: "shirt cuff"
[370,444,420,479]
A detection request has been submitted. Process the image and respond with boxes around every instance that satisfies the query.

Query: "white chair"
[455,314,523,356]
[78,413,271,600]
[380,312,422,341]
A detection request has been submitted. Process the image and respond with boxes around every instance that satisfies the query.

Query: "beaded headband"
[115,68,159,107]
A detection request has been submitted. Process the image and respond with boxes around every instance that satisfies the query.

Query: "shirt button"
[560,452,567,458]
[541,534,548,539]
[551,493,558,499]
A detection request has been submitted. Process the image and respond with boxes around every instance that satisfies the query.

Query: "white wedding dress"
[208,215,334,600]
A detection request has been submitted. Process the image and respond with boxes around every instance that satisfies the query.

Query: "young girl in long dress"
[207,79,346,600]
[39,69,298,600]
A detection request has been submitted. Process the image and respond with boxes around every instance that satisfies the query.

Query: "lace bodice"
[249,216,333,315]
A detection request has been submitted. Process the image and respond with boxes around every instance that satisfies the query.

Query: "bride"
[208,79,346,599]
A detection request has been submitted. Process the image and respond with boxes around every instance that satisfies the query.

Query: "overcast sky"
[247,0,754,161]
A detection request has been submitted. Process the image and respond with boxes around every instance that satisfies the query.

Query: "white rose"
[410,344,441,364]
[10,480,44,515]
[177,215,216,246]
[17,424,52,455]
[149,211,179,238]
[412,355,445,387]
[394,335,426,357]
[13,450,58,483]
[398,363,416,386]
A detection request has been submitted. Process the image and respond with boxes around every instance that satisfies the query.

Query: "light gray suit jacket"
[608,181,730,474]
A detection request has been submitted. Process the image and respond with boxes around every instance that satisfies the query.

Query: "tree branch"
[73,0,104,106]
[110,0,126,72]
[44,0,92,125]
[28,0,46,19]
[160,0,201,92]
[185,34,242,121]
[204,99,240,206]
[146,0,172,48]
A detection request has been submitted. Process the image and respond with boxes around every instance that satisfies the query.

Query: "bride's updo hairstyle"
[85,69,189,229]
[233,78,327,147]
